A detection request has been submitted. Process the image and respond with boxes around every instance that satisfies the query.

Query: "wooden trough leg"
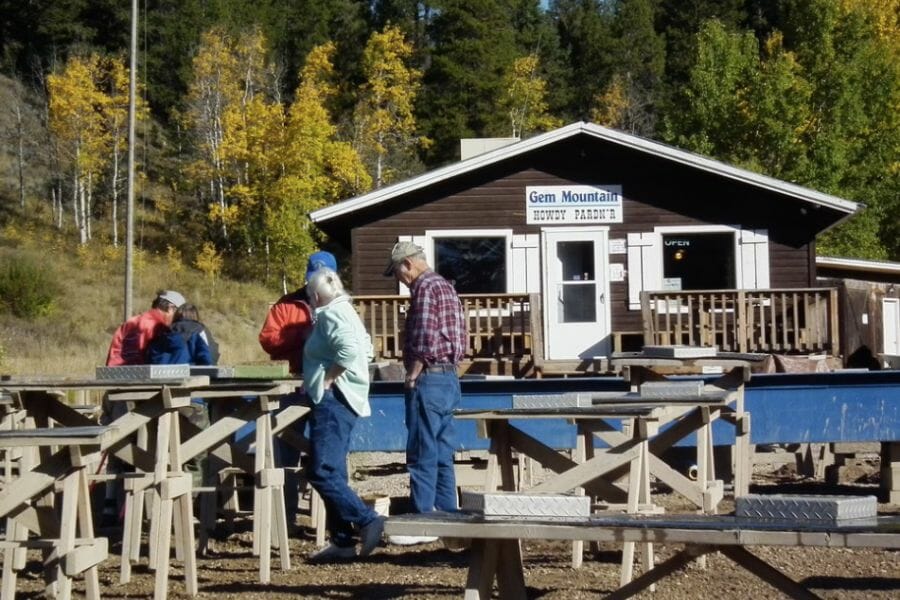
[465,538,526,600]
[718,546,824,600]
[605,545,713,600]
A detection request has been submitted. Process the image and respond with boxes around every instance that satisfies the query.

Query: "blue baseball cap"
[305,251,337,282]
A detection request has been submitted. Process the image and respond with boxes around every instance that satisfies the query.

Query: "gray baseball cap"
[383,241,424,276]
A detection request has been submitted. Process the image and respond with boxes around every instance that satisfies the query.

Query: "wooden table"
[384,511,900,600]
[158,380,303,584]
[0,425,113,600]
[455,377,746,581]
[0,376,209,600]
[610,351,766,498]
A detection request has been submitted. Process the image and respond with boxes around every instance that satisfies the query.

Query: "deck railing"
[354,293,536,361]
[640,288,840,354]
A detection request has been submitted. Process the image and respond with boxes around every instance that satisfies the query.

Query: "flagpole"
[124,0,137,320]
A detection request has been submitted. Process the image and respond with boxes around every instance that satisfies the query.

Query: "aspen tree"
[354,25,424,188]
[47,54,109,244]
[501,54,561,139]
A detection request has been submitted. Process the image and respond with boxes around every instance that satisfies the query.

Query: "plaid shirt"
[404,270,467,368]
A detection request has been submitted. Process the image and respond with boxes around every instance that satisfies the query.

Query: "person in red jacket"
[106,290,186,366]
[258,251,337,375]
[102,289,185,525]
[259,251,337,529]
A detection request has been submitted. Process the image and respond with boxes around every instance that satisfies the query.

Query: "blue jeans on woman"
[405,368,461,513]
[307,386,378,547]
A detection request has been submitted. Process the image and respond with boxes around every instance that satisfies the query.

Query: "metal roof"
[311,121,859,223]
[816,256,900,275]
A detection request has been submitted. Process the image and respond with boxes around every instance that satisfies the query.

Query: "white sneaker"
[308,542,357,562]
[359,516,385,557]
[387,534,439,546]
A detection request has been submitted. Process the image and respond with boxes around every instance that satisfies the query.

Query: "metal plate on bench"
[96,364,191,380]
[735,494,877,523]
[512,393,592,409]
[461,491,590,518]
[639,380,704,400]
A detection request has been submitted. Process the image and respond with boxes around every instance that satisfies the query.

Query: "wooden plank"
[63,539,108,576]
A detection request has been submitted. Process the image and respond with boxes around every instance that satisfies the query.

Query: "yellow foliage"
[354,26,423,186]
[591,75,630,129]
[102,244,123,264]
[501,54,562,138]
[208,202,242,229]
[166,246,184,275]
[195,242,224,281]
[75,244,93,267]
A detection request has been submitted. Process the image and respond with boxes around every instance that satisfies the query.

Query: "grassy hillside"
[0,229,278,377]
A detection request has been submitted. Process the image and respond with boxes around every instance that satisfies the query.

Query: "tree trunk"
[78,177,88,244]
[14,101,25,210]
[86,172,93,241]
[72,169,80,232]
[111,134,120,247]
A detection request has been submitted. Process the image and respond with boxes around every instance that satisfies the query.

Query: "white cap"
[158,290,186,308]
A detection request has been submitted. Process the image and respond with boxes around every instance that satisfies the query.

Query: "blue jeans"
[308,387,377,547]
[405,369,461,513]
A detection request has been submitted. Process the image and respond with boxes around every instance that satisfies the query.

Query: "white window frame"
[654,224,745,292]
[423,228,514,294]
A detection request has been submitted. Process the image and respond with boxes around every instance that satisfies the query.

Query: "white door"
[542,228,611,360]
[884,298,900,366]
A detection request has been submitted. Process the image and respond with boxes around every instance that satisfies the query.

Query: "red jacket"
[106,308,171,366]
[258,289,312,375]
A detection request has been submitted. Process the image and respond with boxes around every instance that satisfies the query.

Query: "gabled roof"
[311,121,859,224]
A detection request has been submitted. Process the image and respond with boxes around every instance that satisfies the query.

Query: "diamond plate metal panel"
[512,393,593,409]
[735,494,877,522]
[639,380,704,400]
[461,491,591,517]
[95,364,191,380]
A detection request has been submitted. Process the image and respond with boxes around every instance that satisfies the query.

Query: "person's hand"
[404,376,416,390]
[323,377,333,390]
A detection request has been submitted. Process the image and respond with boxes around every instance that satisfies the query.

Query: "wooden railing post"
[640,291,654,346]
[737,290,747,353]
[829,288,840,357]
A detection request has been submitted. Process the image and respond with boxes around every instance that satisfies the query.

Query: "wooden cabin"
[816,256,900,369]
[311,122,859,376]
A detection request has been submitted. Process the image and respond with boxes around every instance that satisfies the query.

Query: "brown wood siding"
[322,134,823,336]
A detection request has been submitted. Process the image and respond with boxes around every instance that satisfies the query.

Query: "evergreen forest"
[1,0,898,291]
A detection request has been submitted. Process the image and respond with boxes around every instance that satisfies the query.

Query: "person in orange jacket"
[258,251,337,375]
[259,251,337,528]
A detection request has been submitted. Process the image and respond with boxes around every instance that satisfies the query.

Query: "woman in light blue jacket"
[303,268,384,561]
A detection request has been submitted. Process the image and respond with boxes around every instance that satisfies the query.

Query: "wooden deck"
[355,287,841,377]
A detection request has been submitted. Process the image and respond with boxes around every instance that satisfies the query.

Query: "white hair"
[307,267,347,306]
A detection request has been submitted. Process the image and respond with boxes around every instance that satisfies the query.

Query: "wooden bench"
[384,511,900,600]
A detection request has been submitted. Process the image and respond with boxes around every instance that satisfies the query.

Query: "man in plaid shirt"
[384,241,466,544]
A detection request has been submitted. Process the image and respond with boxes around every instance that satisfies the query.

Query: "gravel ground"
[9,452,900,599]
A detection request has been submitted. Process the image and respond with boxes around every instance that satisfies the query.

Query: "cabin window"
[434,236,506,293]
[661,232,735,290]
